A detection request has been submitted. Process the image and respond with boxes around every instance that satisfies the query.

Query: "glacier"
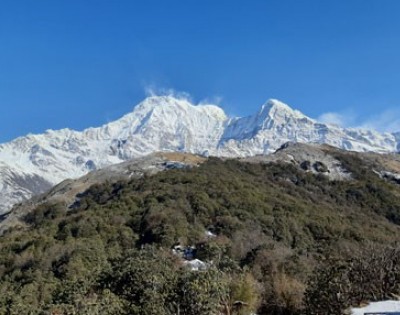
[0,95,398,214]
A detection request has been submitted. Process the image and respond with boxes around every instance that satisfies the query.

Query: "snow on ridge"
[0,95,399,214]
[262,98,311,121]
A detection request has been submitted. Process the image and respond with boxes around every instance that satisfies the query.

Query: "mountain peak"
[266,98,292,109]
[134,95,190,112]
[258,99,309,121]
[133,95,227,121]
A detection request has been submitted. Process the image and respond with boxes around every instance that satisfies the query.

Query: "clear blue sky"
[1,0,400,142]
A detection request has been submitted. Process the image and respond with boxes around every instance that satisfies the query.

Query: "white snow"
[205,230,216,238]
[351,300,400,314]
[0,95,399,214]
[183,259,208,271]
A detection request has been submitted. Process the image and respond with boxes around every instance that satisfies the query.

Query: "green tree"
[98,247,178,315]
[176,268,229,315]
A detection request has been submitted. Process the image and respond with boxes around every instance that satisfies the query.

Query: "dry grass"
[272,272,306,312]
[155,151,207,164]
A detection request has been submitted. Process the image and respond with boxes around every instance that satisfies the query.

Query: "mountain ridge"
[0,95,399,214]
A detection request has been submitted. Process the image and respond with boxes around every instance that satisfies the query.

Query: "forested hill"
[2,152,400,314]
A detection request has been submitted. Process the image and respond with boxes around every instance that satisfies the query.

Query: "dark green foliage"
[176,268,229,315]
[305,246,400,315]
[0,157,400,314]
[99,247,178,315]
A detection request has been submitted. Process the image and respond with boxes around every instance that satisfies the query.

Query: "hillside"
[1,148,400,314]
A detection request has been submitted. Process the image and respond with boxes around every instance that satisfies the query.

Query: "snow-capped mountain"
[0,95,399,214]
[219,99,398,156]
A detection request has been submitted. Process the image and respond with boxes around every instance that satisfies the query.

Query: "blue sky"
[1,0,400,142]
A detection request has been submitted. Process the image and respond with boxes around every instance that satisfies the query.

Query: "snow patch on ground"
[351,300,400,315]
[183,259,208,271]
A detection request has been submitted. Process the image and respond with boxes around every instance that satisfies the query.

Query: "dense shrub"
[0,157,399,313]
[305,246,400,315]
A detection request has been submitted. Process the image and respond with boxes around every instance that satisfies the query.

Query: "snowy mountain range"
[0,95,399,214]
